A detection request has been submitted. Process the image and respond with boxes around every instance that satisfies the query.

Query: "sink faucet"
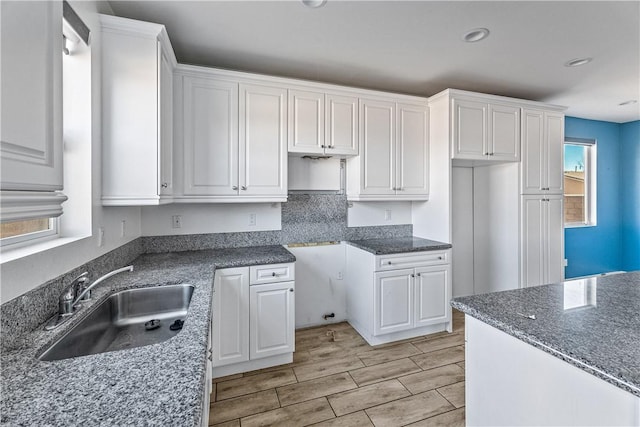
[45,265,134,330]
[73,265,134,304]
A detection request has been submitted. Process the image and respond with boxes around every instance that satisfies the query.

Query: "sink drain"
[144,319,161,330]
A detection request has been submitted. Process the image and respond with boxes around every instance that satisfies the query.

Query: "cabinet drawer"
[250,263,295,285]
[376,251,448,271]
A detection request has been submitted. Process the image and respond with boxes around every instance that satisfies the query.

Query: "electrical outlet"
[248,213,257,226]
[172,215,182,229]
[337,271,343,280]
[97,227,105,247]
[384,209,392,221]
[120,220,126,238]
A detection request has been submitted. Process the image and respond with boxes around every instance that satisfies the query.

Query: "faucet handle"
[75,276,91,302]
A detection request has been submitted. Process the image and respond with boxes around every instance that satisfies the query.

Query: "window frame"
[564,137,597,228]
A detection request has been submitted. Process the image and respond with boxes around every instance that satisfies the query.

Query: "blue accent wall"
[564,117,622,278]
[620,120,640,271]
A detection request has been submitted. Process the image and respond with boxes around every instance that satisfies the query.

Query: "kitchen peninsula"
[452,271,640,426]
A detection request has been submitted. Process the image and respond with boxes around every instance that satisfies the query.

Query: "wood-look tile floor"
[209,310,466,427]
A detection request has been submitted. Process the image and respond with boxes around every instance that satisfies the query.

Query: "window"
[564,137,596,227]
[0,218,58,247]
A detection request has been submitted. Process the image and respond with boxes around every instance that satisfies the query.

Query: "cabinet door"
[545,195,564,284]
[326,94,358,156]
[521,109,545,194]
[240,84,287,196]
[250,281,295,360]
[212,268,249,367]
[545,112,565,194]
[397,103,429,197]
[183,77,238,196]
[521,196,545,287]
[158,44,173,196]
[359,99,396,195]
[1,1,63,192]
[288,90,324,154]
[452,98,487,159]
[374,269,413,335]
[488,103,520,161]
[414,265,450,327]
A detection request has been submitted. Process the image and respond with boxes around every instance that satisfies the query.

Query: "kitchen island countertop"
[1,245,295,427]
[346,236,452,255]
[452,271,640,397]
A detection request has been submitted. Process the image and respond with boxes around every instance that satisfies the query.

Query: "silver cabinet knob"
[232,186,238,190]
[438,256,443,260]
[161,182,168,188]
[416,273,421,277]
[321,144,326,148]
[411,273,415,278]
[387,261,392,265]
[241,186,247,191]
[272,272,277,277]
[289,288,294,292]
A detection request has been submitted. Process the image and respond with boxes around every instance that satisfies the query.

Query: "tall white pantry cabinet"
[520,109,565,287]
[430,89,565,293]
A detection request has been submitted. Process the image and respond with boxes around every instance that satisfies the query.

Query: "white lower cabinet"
[521,195,564,287]
[211,263,295,377]
[346,246,452,346]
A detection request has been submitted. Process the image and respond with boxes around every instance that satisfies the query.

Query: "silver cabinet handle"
[161,182,168,188]
[438,256,443,260]
[326,145,334,149]
[241,186,247,191]
[321,144,326,148]
[411,273,415,278]
[232,186,238,190]
[387,261,392,265]
[289,288,294,292]
[271,272,278,277]
[417,273,421,277]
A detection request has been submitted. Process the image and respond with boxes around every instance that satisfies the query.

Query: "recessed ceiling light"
[564,57,593,67]
[619,100,638,106]
[463,28,490,43]
[302,0,327,8]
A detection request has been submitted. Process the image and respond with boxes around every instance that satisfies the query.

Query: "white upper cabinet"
[100,15,177,206]
[452,95,520,162]
[397,103,429,197]
[0,1,67,220]
[176,71,287,203]
[347,98,429,201]
[521,109,565,194]
[325,94,358,156]
[288,90,358,156]
[181,76,239,197]
[240,84,288,199]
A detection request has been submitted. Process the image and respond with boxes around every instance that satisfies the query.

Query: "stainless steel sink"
[38,284,195,361]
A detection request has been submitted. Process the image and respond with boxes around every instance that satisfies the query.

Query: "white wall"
[412,95,451,243]
[141,203,281,236]
[452,167,474,297]
[1,2,142,303]
[348,201,412,227]
[286,243,346,328]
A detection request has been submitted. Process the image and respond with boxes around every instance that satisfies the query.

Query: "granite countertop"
[346,236,452,255]
[451,271,640,397]
[1,245,295,427]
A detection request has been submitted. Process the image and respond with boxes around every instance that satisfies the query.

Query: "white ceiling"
[108,0,640,123]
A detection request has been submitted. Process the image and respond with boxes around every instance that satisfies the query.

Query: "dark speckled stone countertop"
[451,271,640,397]
[1,245,294,427]
[346,236,452,255]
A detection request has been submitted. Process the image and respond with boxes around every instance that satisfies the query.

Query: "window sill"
[0,235,90,264]
[565,223,597,229]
